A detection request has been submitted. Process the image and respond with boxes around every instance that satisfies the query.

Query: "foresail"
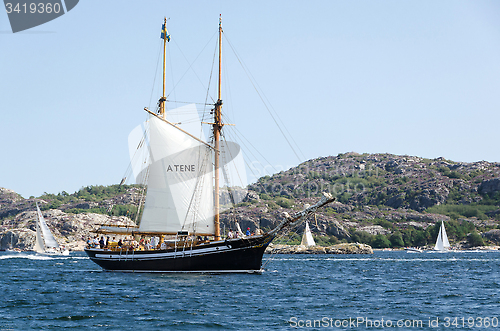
[139,114,214,235]
[434,222,444,251]
[36,203,60,250]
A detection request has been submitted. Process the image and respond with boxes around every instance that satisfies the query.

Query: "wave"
[0,253,89,260]
[264,256,500,262]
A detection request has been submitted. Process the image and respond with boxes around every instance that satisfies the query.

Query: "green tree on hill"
[467,232,485,247]
[389,232,404,247]
[372,234,391,248]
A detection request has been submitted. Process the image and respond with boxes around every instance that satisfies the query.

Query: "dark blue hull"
[84,235,273,273]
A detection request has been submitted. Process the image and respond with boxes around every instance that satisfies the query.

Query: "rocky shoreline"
[265,243,373,254]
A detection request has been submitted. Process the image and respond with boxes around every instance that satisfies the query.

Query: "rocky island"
[265,243,373,254]
[1,153,499,252]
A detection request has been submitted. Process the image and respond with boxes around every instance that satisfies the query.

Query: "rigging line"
[134,167,149,226]
[222,139,268,194]
[222,33,306,162]
[133,123,151,226]
[181,146,211,235]
[225,123,279,174]
[222,32,305,162]
[199,36,218,141]
[221,43,234,124]
[262,223,303,269]
[120,122,150,187]
[222,130,272,196]
[204,32,218,113]
[244,75,306,161]
[166,34,217,104]
[219,135,241,185]
[168,42,176,110]
[149,41,163,109]
[219,137,243,206]
[220,130,250,190]
[262,230,291,268]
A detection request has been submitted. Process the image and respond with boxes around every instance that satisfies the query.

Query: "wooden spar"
[96,225,214,236]
[213,16,223,241]
[159,17,167,119]
[144,107,215,150]
[267,193,335,237]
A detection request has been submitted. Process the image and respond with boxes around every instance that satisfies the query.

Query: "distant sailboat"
[301,221,316,247]
[33,202,69,256]
[434,221,450,252]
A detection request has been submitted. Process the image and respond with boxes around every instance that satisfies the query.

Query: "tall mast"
[213,15,223,241]
[159,17,168,119]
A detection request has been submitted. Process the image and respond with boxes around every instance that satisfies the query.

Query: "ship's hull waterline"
[84,235,273,273]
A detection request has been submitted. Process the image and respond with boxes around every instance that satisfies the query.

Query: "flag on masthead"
[161,23,170,41]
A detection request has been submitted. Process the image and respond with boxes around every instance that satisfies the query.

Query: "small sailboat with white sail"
[301,221,316,247]
[433,221,451,252]
[33,202,69,256]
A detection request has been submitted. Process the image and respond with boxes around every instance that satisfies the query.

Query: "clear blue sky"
[1,0,499,198]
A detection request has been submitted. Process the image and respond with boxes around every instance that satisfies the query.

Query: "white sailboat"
[433,221,450,252]
[33,202,69,256]
[301,221,316,247]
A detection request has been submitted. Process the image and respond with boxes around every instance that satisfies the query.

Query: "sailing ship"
[300,221,316,247]
[433,221,450,252]
[84,17,334,272]
[33,202,69,256]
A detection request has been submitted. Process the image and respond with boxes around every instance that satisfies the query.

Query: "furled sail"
[35,203,60,250]
[139,114,215,235]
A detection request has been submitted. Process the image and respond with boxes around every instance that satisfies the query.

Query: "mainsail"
[127,104,247,235]
[434,221,450,251]
[34,202,60,252]
[139,115,215,235]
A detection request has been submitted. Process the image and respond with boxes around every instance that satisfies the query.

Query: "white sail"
[139,115,215,235]
[35,203,60,250]
[128,104,207,184]
[301,221,316,246]
[33,217,44,253]
[441,221,450,248]
[434,226,443,251]
[128,121,151,184]
[434,221,450,251]
[130,104,248,236]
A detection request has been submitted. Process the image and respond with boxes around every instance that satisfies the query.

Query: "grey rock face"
[482,229,500,244]
[479,178,500,195]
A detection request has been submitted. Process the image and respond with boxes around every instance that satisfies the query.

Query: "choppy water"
[1,251,499,330]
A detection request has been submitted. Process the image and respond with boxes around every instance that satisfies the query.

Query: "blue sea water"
[0,251,499,330]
